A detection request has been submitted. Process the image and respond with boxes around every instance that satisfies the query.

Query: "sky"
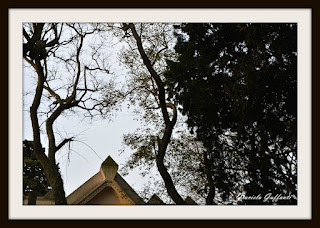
[23,100,145,196]
[22,27,156,197]
[11,9,312,219]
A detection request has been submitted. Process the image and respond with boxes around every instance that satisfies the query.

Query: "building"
[23,155,197,205]
[24,156,144,205]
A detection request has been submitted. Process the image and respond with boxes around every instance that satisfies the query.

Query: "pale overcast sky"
[22,31,155,196]
[11,8,311,219]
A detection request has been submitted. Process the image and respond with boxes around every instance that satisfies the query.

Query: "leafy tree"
[23,140,51,204]
[165,23,297,204]
[23,22,296,205]
[23,23,120,204]
[123,23,186,204]
[120,124,208,204]
[110,23,194,204]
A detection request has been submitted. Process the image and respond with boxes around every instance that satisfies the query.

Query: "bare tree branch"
[56,137,74,152]
[24,23,115,204]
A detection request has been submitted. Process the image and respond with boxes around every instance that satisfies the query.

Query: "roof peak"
[100,156,118,182]
[102,156,118,167]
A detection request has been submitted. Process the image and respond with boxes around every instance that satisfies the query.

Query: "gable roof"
[66,156,145,205]
[147,194,165,205]
[114,173,145,204]
[24,155,199,205]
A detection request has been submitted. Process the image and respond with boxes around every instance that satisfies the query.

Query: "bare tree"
[23,23,118,204]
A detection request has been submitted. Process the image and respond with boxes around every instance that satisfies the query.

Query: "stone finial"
[100,156,118,182]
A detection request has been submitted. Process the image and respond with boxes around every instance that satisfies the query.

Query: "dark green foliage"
[23,140,51,198]
[165,23,297,204]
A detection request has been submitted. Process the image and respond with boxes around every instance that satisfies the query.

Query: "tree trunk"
[28,191,37,205]
[203,151,216,205]
[29,59,68,205]
[48,166,68,205]
[128,23,186,204]
[156,152,186,204]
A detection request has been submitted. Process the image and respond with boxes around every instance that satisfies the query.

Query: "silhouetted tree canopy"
[23,140,51,204]
[23,23,298,205]
[165,23,297,204]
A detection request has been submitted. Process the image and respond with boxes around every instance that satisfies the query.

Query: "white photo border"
[9,8,312,220]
